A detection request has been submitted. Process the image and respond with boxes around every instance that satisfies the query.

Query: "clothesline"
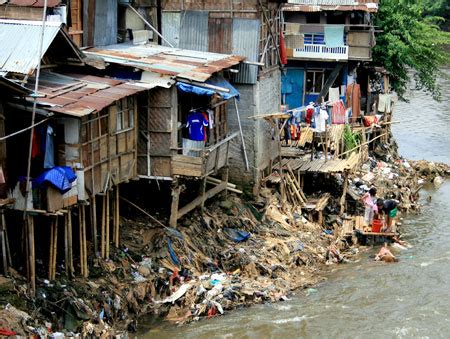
[0,118,50,141]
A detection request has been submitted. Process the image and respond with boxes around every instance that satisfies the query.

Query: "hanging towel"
[324,25,344,48]
[329,87,340,103]
[43,125,55,169]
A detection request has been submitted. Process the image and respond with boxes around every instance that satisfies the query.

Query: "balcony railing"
[292,44,349,60]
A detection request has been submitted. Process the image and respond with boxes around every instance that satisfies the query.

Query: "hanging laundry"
[43,125,55,169]
[378,94,392,113]
[329,87,340,103]
[345,83,361,123]
[305,103,315,125]
[324,25,344,48]
[332,100,346,124]
[186,111,209,141]
[315,107,329,133]
[201,111,209,141]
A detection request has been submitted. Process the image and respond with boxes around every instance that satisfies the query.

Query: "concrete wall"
[227,68,281,189]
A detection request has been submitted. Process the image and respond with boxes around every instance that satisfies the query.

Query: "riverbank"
[0,143,448,336]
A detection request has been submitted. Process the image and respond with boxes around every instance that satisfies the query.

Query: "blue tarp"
[176,75,240,101]
[33,166,77,194]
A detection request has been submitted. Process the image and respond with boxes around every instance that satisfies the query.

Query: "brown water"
[141,72,450,338]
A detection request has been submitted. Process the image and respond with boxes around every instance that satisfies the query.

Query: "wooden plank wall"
[81,96,138,197]
[69,0,83,46]
[146,87,177,178]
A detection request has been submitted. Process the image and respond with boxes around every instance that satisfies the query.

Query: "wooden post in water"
[340,171,349,214]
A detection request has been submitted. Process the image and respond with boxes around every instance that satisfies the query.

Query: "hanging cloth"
[332,100,346,124]
[43,125,55,169]
[324,25,344,48]
[345,83,361,123]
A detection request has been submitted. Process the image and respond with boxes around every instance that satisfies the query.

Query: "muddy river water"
[142,72,450,338]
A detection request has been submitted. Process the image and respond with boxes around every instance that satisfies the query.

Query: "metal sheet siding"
[0,20,60,74]
[93,0,117,46]
[231,19,260,85]
[208,17,232,54]
[161,12,180,48]
[179,11,209,52]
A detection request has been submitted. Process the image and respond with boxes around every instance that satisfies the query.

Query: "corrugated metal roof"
[161,12,181,47]
[179,11,209,52]
[286,0,378,4]
[24,72,147,117]
[231,19,260,85]
[0,19,62,75]
[283,2,378,12]
[84,43,245,83]
[8,0,61,6]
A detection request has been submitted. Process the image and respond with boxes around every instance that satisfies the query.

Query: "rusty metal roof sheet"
[84,43,245,83]
[26,72,147,117]
[0,19,83,75]
[7,0,61,6]
[283,2,378,12]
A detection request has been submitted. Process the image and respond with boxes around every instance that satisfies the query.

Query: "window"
[116,97,135,132]
[306,70,325,94]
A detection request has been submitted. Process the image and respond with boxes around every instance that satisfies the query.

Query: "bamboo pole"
[340,171,349,214]
[3,213,11,267]
[64,213,69,274]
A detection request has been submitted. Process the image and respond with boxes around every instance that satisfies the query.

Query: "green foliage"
[343,125,359,155]
[373,0,450,101]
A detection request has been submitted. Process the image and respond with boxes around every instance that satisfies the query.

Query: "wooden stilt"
[169,182,181,228]
[115,186,120,247]
[200,177,207,213]
[0,211,7,275]
[78,205,84,276]
[67,209,74,277]
[64,214,69,274]
[340,171,349,214]
[48,217,55,280]
[101,196,106,258]
[27,215,36,297]
[4,214,11,267]
[90,196,98,255]
[81,205,88,277]
[52,217,58,280]
[105,191,110,259]
[222,166,229,197]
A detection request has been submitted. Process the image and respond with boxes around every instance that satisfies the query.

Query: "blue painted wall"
[281,68,304,109]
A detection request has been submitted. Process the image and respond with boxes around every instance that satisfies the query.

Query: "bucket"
[372,219,382,232]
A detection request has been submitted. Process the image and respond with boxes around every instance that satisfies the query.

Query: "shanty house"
[281,0,379,115]
[0,19,147,290]
[84,43,245,226]
[158,0,284,188]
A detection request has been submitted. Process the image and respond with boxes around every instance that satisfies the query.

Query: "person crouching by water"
[376,198,398,233]
[361,187,377,227]
[375,243,398,263]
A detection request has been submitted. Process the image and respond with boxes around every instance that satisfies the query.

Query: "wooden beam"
[0,211,7,275]
[169,184,181,228]
[67,209,74,277]
[90,196,98,255]
[27,215,36,297]
[178,182,227,219]
[115,186,120,247]
[340,171,349,214]
[105,191,110,259]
